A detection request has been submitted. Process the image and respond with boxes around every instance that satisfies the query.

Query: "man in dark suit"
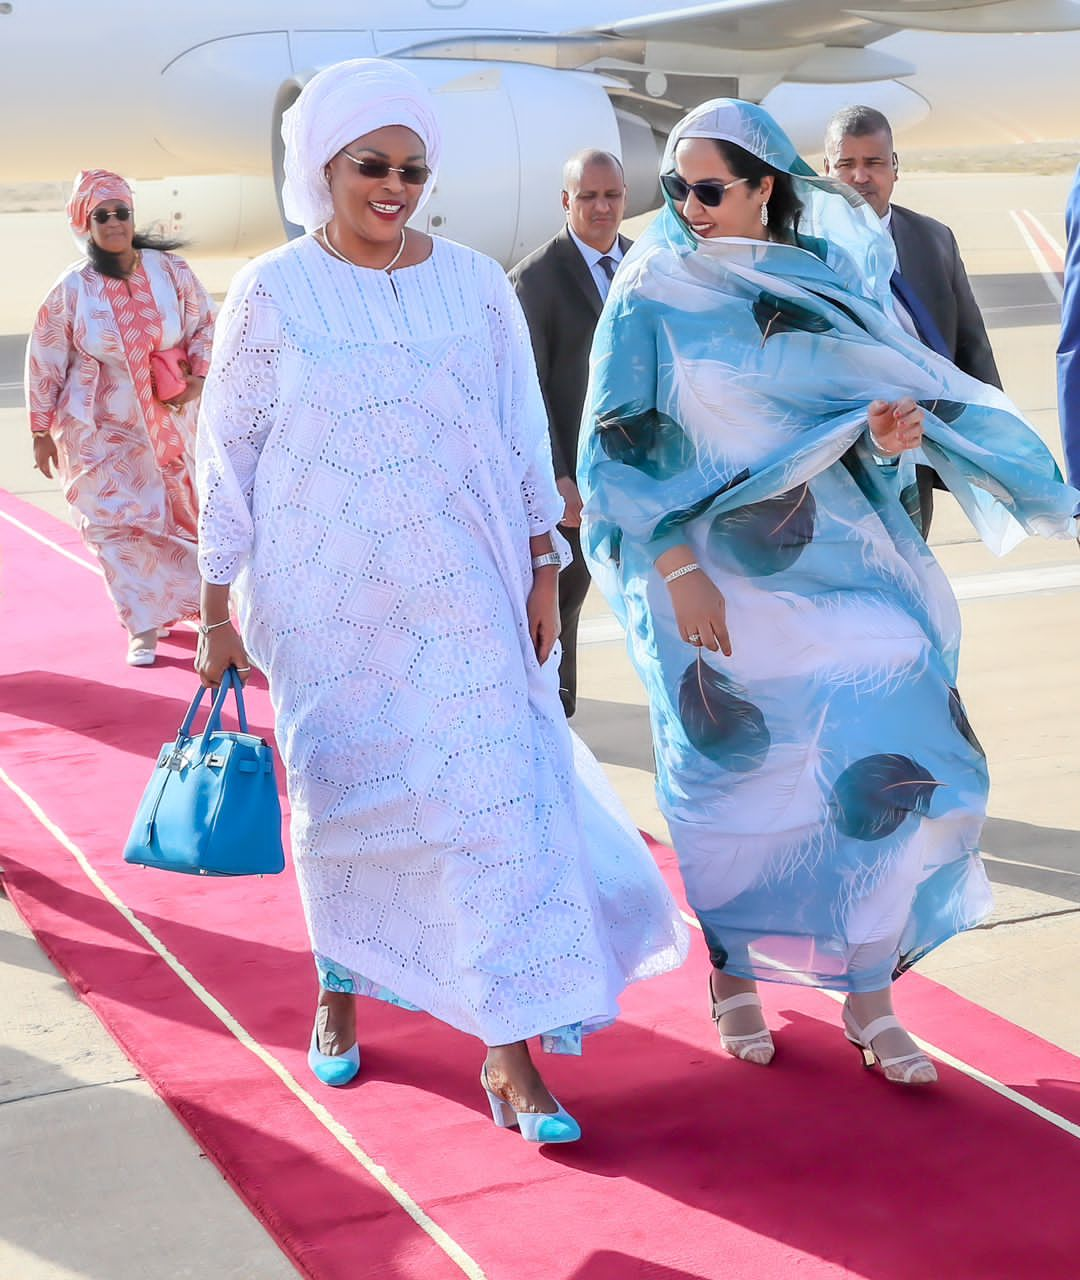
[510,150,630,716]
[824,106,1001,535]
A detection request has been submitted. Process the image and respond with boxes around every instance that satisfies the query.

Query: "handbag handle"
[177,667,250,740]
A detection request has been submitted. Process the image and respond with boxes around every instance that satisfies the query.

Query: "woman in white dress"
[195,59,686,1143]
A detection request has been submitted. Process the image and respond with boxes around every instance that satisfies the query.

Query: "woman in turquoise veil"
[579,99,1079,1086]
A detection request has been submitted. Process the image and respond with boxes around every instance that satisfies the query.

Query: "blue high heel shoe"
[307,1009,360,1087]
[480,1069,581,1144]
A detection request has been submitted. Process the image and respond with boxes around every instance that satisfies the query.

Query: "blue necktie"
[597,254,618,299]
[890,269,951,359]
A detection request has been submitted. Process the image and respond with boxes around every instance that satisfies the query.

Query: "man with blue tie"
[510,150,630,716]
[824,106,1000,535]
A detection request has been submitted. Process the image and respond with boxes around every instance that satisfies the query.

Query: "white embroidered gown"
[197,234,686,1050]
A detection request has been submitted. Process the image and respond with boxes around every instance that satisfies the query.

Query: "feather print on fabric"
[829,753,944,841]
[948,687,985,757]
[899,482,923,530]
[707,482,816,576]
[668,351,796,473]
[918,398,966,424]
[753,291,834,344]
[595,402,696,478]
[653,468,751,542]
[715,589,931,695]
[677,656,771,771]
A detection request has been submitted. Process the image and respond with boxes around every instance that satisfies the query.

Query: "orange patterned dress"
[25,249,215,634]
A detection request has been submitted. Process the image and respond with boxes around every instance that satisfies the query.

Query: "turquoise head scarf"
[654,97,896,308]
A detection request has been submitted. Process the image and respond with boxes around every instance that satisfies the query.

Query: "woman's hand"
[527,567,561,664]
[32,433,59,479]
[165,371,205,410]
[668,569,733,656]
[556,477,584,529]
[195,622,252,688]
[868,398,924,456]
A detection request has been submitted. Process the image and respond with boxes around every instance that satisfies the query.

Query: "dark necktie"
[597,255,617,287]
[890,268,951,359]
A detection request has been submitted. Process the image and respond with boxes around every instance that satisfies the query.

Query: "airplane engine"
[133,175,285,259]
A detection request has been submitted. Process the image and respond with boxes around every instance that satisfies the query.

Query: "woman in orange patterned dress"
[25,170,216,666]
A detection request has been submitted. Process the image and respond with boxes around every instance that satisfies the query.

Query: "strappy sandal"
[709,975,775,1066]
[842,1003,937,1086]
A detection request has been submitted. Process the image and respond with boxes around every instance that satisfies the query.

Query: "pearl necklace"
[318,223,407,273]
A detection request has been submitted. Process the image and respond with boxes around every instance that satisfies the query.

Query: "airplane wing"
[587,0,1080,46]
[392,0,1080,104]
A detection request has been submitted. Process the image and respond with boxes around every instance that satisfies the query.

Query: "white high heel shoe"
[709,977,775,1065]
[842,1003,937,1086]
[480,1068,581,1144]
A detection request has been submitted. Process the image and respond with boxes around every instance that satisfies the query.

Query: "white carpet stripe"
[0,506,200,632]
[0,507,103,576]
[0,764,488,1280]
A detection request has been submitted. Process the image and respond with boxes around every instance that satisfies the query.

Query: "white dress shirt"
[567,226,625,301]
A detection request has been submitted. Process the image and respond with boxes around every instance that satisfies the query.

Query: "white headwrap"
[280,58,442,233]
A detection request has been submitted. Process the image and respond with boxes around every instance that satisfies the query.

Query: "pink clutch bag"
[150,347,190,403]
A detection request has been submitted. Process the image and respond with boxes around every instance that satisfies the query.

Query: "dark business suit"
[510,227,632,717]
[890,204,1001,536]
[1056,164,1080,489]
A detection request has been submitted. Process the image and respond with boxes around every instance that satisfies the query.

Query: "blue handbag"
[123,668,285,876]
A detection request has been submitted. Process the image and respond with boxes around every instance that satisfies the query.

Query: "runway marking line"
[0,763,488,1280]
[1011,209,1065,303]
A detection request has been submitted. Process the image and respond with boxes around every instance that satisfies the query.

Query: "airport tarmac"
[1,171,1078,1278]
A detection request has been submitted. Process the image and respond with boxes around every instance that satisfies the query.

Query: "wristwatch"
[531,552,562,570]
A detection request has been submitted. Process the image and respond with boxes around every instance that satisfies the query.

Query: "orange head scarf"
[66,169,133,236]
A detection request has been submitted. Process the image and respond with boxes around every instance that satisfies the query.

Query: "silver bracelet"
[531,552,562,570]
[663,562,700,584]
[198,617,233,637]
[867,430,898,459]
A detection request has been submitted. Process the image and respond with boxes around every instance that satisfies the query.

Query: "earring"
[760,202,769,227]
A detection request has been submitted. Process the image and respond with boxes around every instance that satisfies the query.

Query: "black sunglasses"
[339,152,431,186]
[92,206,132,224]
[661,172,748,208]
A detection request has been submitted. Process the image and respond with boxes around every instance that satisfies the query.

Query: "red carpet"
[2,489,1079,1280]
